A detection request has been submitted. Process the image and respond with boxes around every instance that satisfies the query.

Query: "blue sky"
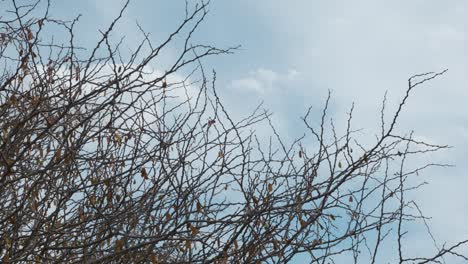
[49,0,468,262]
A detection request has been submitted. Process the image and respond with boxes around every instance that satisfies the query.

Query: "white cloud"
[230,77,264,93]
[229,68,300,94]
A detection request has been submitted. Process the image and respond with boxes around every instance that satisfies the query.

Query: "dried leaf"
[268,183,273,192]
[272,240,278,251]
[114,133,122,144]
[95,176,105,185]
[78,207,86,222]
[300,219,307,228]
[106,191,112,203]
[115,239,123,251]
[187,223,199,235]
[4,238,11,249]
[27,29,33,40]
[196,201,202,213]
[252,196,258,205]
[141,167,148,180]
[90,195,96,206]
[150,254,159,264]
[30,200,38,211]
[9,95,18,107]
[312,239,319,246]
[75,66,80,81]
[55,148,62,162]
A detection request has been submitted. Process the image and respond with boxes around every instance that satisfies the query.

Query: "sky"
[47,0,468,262]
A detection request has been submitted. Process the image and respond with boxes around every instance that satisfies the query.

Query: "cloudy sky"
[50,0,468,262]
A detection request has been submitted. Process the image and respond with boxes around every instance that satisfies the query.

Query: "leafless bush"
[0,0,466,263]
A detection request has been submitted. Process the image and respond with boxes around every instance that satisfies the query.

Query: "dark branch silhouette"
[0,0,465,263]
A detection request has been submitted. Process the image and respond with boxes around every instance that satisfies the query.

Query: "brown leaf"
[106,191,112,203]
[300,219,307,228]
[115,239,124,251]
[196,201,202,213]
[187,223,199,235]
[55,148,62,162]
[312,239,319,246]
[78,207,86,222]
[75,66,80,81]
[141,167,148,180]
[150,254,159,264]
[252,196,258,205]
[268,183,273,192]
[165,212,171,221]
[114,133,122,144]
[27,29,33,41]
[272,240,278,251]
[90,195,96,206]
[9,95,18,107]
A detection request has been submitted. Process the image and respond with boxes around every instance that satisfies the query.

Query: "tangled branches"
[0,0,466,263]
